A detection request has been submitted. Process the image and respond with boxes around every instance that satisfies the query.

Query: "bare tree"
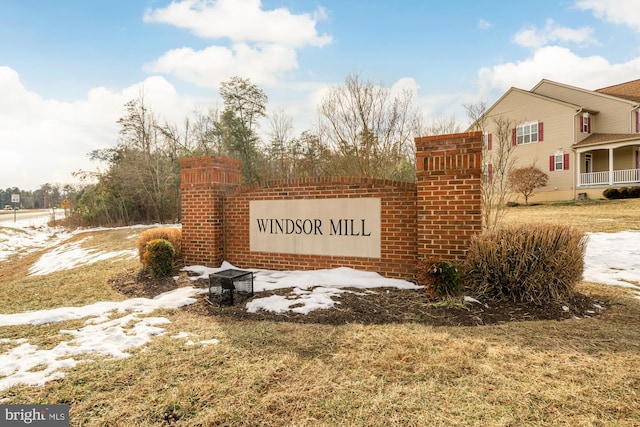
[292,130,331,178]
[422,113,463,136]
[484,116,517,229]
[317,73,421,180]
[106,92,180,223]
[509,166,548,205]
[266,109,295,179]
[463,101,487,133]
[158,107,224,157]
[465,102,517,230]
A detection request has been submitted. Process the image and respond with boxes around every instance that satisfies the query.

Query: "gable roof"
[596,79,640,103]
[469,78,640,132]
[531,79,638,106]
[481,86,579,120]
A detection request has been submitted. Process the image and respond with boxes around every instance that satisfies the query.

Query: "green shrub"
[603,187,640,200]
[463,224,587,304]
[143,239,176,277]
[619,187,631,198]
[603,188,620,199]
[630,186,640,198]
[137,227,182,261]
[417,259,463,298]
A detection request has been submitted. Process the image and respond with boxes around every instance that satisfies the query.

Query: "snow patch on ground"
[28,236,137,276]
[0,287,206,391]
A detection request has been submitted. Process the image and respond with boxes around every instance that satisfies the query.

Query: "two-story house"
[475,78,640,202]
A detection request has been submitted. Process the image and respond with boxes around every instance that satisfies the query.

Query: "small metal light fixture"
[208,269,254,306]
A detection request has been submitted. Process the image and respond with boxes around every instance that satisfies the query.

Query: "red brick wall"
[223,178,417,279]
[179,156,242,267]
[180,132,482,280]
[415,132,483,261]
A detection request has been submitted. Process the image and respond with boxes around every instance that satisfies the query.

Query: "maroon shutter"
[587,117,591,133]
[488,163,493,183]
[512,128,516,146]
[487,133,492,150]
[538,122,544,141]
[564,153,569,170]
[549,155,555,171]
[636,111,639,133]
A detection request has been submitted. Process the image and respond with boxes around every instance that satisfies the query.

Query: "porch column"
[576,151,581,186]
[609,148,614,185]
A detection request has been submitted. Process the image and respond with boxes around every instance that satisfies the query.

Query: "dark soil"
[110,268,607,327]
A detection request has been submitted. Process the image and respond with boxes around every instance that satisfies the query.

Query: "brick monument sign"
[179,132,483,280]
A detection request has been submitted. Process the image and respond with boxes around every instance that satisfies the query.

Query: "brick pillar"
[414,132,483,261]
[179,156,242,267]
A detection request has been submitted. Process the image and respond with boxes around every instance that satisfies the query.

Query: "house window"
[483,133,492,150]
[516,121,539,144]
[550,152,569,171]
[555,154,564,171]
[582,113,591,133]
[482,163,493,183]
[585,153,592,173]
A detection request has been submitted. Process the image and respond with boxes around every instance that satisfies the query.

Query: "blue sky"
[2,0,640,190]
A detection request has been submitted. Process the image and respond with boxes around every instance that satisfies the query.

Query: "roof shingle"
[596,80,640,103]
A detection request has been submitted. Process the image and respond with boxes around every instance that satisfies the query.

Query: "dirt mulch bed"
[109,268,607,327]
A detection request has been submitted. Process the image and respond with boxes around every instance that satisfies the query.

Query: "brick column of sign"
[414,132,483,261]
[179,156,242,266]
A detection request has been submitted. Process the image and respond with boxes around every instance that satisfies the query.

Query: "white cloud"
[390,77,420,98]
[477,19,493,30]
[143,0,331,90]
[513,19,596,48]
[478,46,640,94]
[146,43,298,88]
[0,68,201,190]
[575,0,640,32]
[144,0,331,48]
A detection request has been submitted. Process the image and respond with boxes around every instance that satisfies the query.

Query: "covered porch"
[575,136,640,187]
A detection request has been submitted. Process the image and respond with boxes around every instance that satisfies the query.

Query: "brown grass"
[1,202,640,426]
[502,197,640,233]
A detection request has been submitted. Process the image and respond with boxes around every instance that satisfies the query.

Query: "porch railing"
[579,168,640,186]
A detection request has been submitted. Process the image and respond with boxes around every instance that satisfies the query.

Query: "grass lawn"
[1,200,639,426]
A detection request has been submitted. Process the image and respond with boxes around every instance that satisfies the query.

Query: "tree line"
[3,73,549,231]
[68,73,462,227]
[0,184,75,210]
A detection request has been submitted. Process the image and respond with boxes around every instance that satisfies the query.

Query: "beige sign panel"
[250,198,381,258]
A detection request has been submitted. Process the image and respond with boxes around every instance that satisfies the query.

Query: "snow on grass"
[0,226,71,262]
[584,231,640,289]
[28,236,137,276]
[0,286,208,391]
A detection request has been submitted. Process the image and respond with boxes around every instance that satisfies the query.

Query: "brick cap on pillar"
[179,156,242,169]
[414,131,483,144]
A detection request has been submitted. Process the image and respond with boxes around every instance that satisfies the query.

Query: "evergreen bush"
[137,227,182,261]
[603,187,640,200]
[417,259,463,298]
[143,239,176,277]
[602,188,620,199]
[463,224,587,304]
